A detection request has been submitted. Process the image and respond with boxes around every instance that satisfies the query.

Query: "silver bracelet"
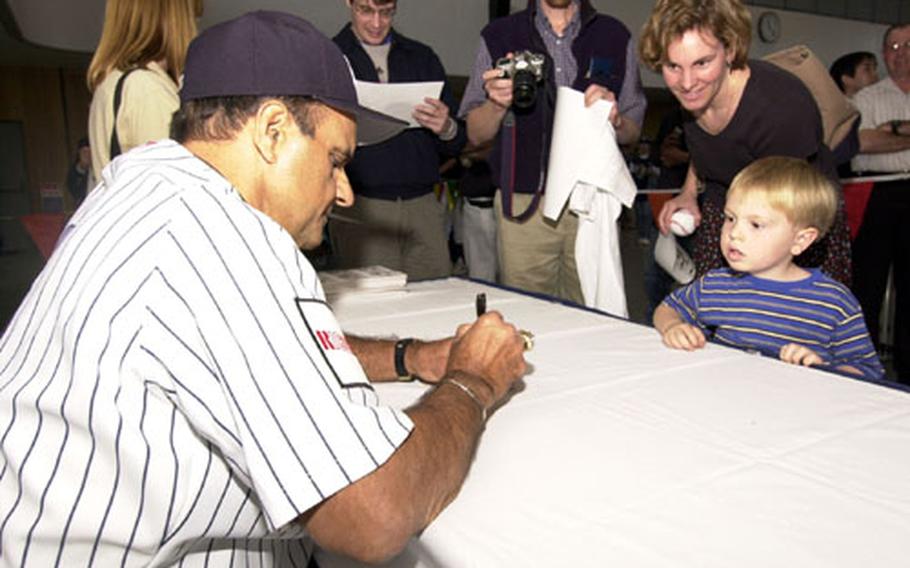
[441,377,487,422]
[438,117,458,141]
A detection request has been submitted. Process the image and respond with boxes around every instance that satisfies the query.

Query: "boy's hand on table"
[779,343,823,368]
[661,322,706,351]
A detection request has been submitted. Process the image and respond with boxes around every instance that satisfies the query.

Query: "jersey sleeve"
[142,192,413,533]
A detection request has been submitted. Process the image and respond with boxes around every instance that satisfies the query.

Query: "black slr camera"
[495,51,546,109]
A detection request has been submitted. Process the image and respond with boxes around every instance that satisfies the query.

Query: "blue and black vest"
[482,0,631,195]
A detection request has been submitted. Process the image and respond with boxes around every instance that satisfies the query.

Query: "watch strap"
[394,338,414,381]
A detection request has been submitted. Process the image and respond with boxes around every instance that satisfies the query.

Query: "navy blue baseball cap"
[181,10,406,145]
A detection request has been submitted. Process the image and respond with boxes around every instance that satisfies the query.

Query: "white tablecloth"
[320,278,910,567]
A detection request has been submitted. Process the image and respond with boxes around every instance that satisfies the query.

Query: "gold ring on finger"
[519,329,535,352]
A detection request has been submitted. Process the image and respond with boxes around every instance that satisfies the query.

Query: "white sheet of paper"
[543,86,637,220]
[353,80,444,128]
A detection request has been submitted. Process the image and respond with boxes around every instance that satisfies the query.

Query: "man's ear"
[791,226,820,256]
[252,100,293,165]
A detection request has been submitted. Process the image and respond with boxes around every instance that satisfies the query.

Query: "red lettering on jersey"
[316,330,331,350]
[316,330,353,354]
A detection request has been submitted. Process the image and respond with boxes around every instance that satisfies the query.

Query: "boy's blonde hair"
[639,0,752,72]
[728,156,838,236]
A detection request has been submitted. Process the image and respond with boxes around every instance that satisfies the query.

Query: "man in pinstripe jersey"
[0,12,528,566]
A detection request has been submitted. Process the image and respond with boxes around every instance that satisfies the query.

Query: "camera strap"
[499,110,545,222]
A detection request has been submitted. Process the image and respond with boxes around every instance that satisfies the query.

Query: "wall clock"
[758,11,781,44]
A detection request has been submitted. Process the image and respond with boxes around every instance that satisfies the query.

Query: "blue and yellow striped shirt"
[664,268,885,380]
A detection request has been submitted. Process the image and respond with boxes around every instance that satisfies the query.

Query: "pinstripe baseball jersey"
[0,140,413,566]
[664,268,885,380]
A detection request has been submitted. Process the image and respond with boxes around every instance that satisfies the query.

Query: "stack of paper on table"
[318,266,408,296]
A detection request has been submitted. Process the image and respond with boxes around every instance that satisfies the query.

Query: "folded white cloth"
[543,87,637,316]
[570,182,633,316]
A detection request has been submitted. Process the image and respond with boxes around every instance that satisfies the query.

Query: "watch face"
[759,12,781,44]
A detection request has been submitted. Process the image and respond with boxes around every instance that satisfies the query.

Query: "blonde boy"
[654,156,884,379]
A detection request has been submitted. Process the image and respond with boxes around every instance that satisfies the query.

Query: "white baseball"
[670,210,696,237]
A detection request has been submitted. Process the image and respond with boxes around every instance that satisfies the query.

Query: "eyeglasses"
[353,3,396,20]
[887,40,910,52]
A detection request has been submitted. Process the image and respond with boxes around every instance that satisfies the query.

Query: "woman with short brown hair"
[639,0,851,285]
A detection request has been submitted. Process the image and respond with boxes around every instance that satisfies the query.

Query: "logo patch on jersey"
[315,330,353,353]
[296,298,370,389]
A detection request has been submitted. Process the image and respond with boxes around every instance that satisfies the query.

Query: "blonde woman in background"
[87,0,202,186]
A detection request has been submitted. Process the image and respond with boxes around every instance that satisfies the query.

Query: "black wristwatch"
[394,338,414,381]
[891,120,902,136]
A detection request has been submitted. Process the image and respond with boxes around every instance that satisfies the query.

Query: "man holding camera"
[460,0,646,303]
[331,0,466,281]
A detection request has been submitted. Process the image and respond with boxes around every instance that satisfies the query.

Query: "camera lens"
[512,70,537,109]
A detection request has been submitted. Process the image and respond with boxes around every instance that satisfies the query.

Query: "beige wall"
[7,1,891,82]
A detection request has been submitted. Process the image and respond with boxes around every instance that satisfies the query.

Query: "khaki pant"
[459,198,498,282]
[329,192,451,282]
[495,191,583,304]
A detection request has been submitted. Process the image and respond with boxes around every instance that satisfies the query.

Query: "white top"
[851,76,910,173]
[87,61,180,189]
[0,141,412,566]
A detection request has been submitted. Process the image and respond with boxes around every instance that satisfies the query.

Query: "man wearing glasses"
[331,0,466,281]
[851,23,910,384]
